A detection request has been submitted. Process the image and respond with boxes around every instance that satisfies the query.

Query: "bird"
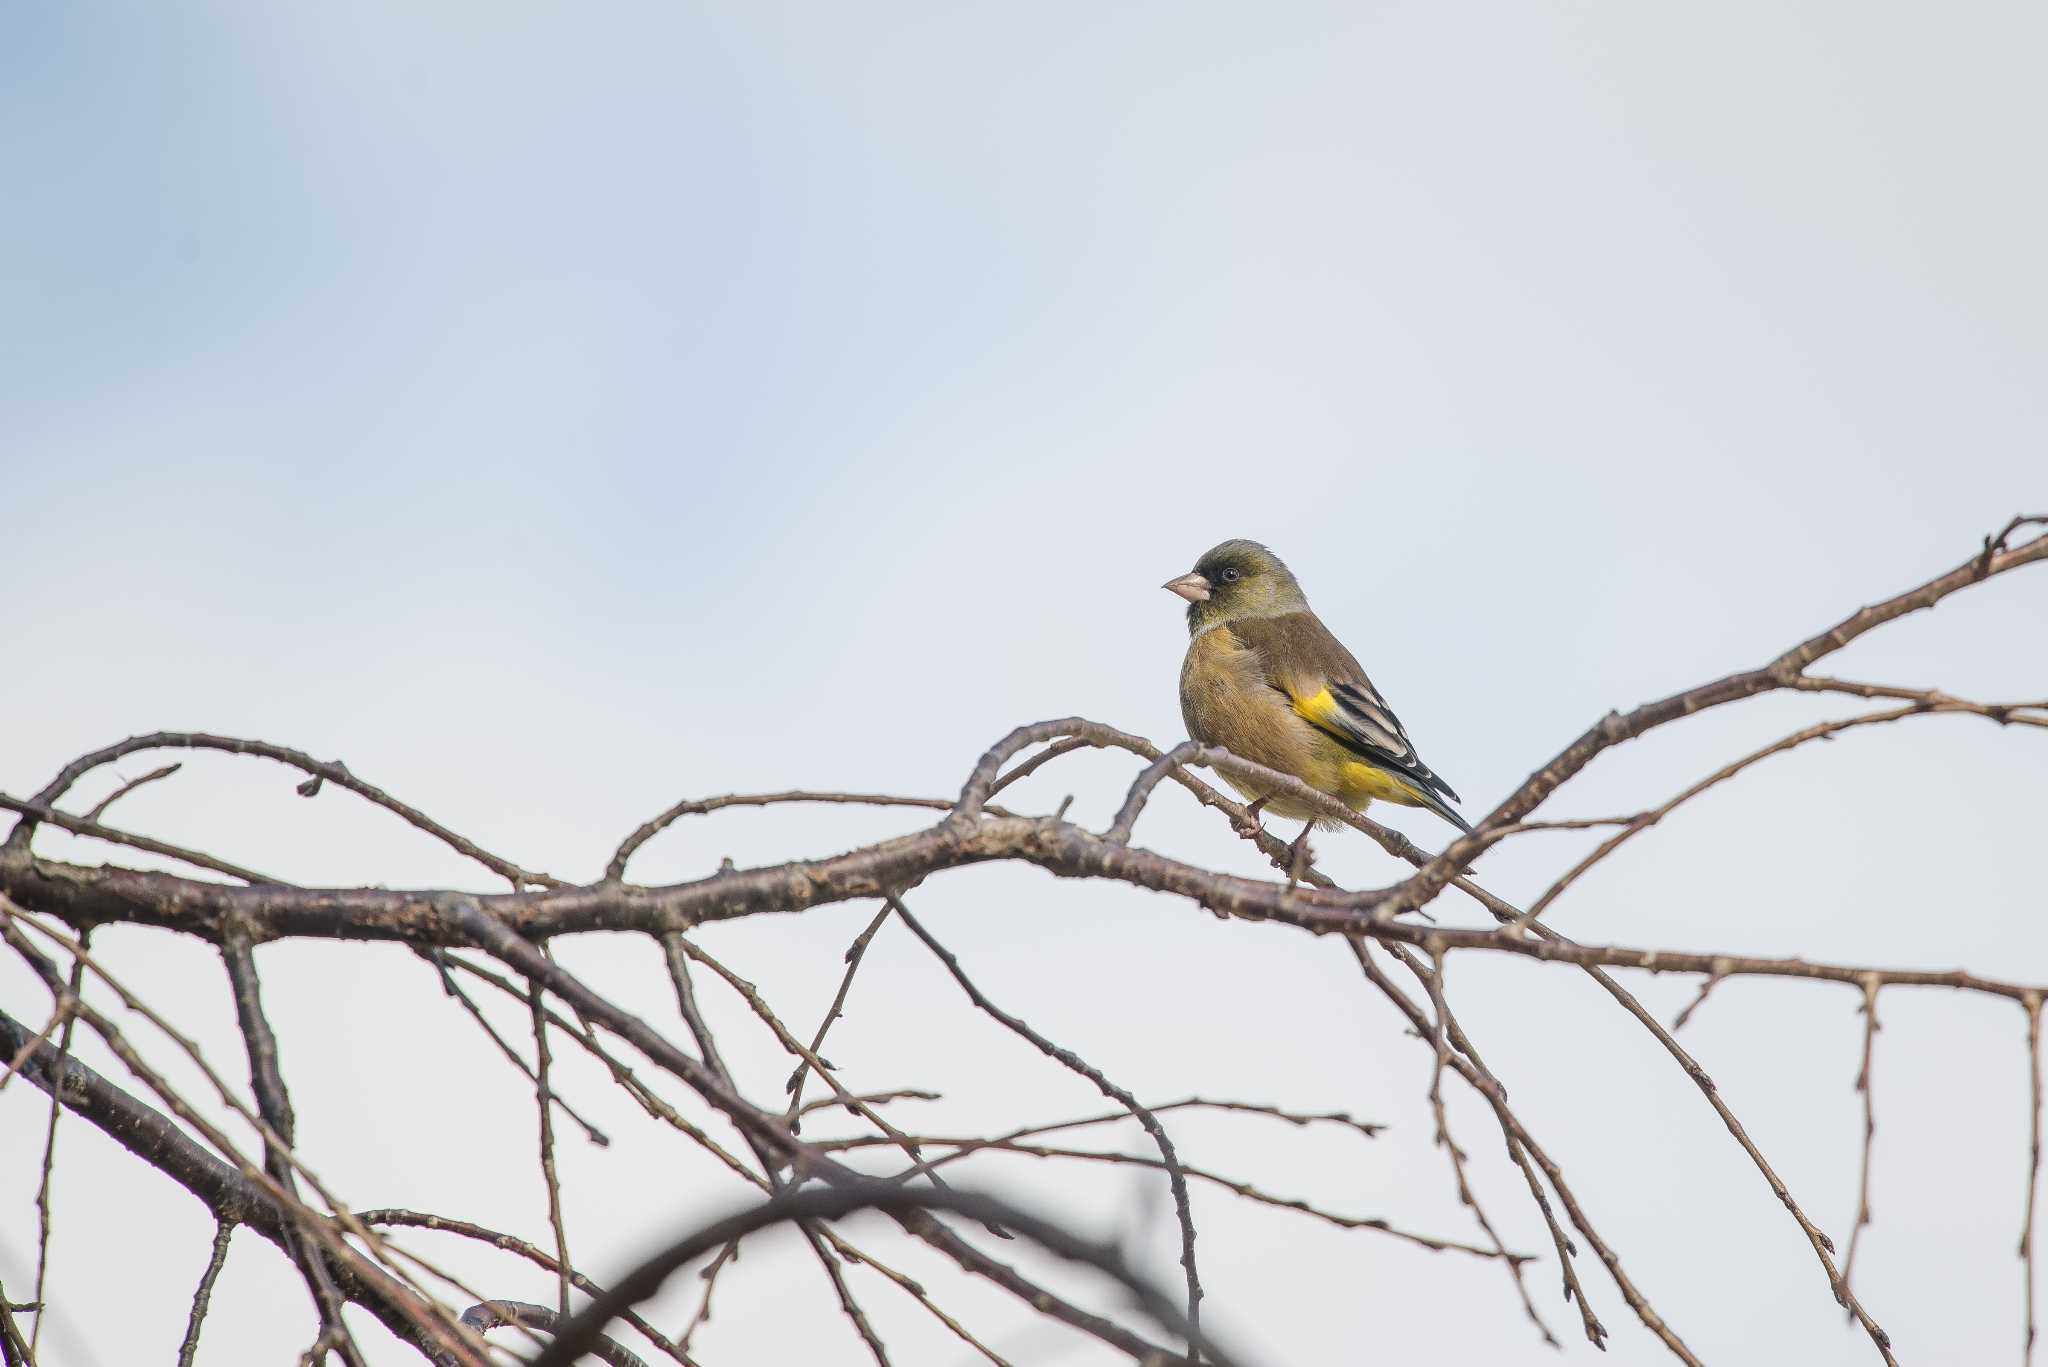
[1164,538,1470,867]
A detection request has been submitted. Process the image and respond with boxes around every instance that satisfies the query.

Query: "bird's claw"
[1231,797,1272,841]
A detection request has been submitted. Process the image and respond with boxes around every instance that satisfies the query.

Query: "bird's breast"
[1179,629,1326,804]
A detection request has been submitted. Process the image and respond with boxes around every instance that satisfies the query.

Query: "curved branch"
[1510,695,2048,929]
[608,790,1021,882]
[525,1183,1235,1367]
[1,732,557,888]
[1387,519,2048,918]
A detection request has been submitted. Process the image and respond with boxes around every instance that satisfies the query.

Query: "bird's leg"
[1285,824,1316,890]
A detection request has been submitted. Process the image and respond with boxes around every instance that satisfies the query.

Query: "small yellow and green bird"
[1164,539,1470,860]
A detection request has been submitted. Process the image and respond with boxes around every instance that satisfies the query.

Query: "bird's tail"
[1399,780,1473,834]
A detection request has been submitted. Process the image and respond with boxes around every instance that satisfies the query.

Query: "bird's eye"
[1219,566,1241,583]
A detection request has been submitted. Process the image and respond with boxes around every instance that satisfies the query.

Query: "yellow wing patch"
[1294,688,1437,811]
[1292,687,1345,732]
[1290,690,1419,808]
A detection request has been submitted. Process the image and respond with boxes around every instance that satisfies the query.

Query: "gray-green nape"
[1185,538,1309,634]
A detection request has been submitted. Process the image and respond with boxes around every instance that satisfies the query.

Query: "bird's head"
[1163,539,1307,634]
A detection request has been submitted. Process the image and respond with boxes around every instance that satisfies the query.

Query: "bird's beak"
[1162,572,1211,603]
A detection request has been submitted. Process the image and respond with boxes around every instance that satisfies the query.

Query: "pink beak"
[1162,572,1210,603]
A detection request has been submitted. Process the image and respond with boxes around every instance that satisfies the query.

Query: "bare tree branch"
[6,518,2044,1365]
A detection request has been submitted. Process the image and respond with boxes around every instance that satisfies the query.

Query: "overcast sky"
[4,3,2045,1364]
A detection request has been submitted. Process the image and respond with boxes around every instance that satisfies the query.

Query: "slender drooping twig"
[1405,943,1560,1347]
[1387,940,1607,1345]
[1842,978,1882,1312]
[890,894,1207,1360]
[2025,994,2044,1367]
[786,903,893,1125]
[27,942,86,1364]
[819,1228,1015,1367]
[420,948,611,1145]
[175,1223,237,1367]
[1352,940,1699,1364]
[529,973,575,1319]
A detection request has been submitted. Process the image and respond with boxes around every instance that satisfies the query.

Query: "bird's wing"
[1228,613,1463,805]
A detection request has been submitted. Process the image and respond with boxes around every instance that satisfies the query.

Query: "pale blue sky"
[4,4,2045,1364]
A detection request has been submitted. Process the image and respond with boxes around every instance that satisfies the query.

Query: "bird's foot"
[1233,797,1269,840]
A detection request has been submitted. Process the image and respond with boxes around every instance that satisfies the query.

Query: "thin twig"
[882,1130,1526,1261]
[175,1222,236,1367]
[81,763,183,824]
[0,791,285,885]
[359,1209,696,1366]
[676,1243,739,1351]
[820,1229,1015,1367]
[608,791,1018,882]
[1355,940,1693,1362]
[27,939,85,1362]
[1,731,560,886]
[2025,993,2043,1367]
[422,948,612,1145]
[221,932,368,1367]
[787,904,892,1126]
[889,894,1205,1360]
[819,1095,1383,1150]
[0,998,75,1094]
[530,971,575,1319]
[462,1300,651,1367]
[1510,698,2047,931]
[1842,978,1881,1313]
[800,1226,892,1367]
[667,933,960,1204]
[1415,944,1559,1347]
[796,1088,941,1119]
